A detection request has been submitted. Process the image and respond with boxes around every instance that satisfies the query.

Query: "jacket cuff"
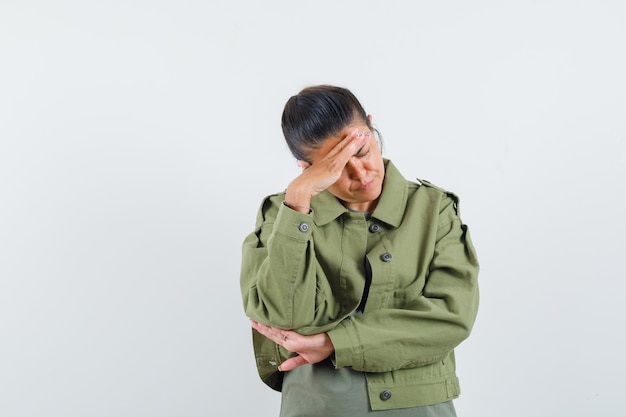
[272,202,314,241]
[327,318,362,369]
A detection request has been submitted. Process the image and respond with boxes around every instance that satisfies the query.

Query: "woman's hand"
[284,129,369,213]
[250,320,335,372]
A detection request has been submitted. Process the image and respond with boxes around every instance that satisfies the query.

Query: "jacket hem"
[366,375,461,410]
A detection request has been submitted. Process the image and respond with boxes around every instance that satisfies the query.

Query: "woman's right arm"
[240,195,320,329]
[241,130,368,330]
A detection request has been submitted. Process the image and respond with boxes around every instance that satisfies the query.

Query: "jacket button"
[380,390,392,401]
[298,222,309,232]
[380,253,392,262]
[369,223,381,233]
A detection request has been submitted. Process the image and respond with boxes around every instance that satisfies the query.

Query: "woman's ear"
[367,114,374,126]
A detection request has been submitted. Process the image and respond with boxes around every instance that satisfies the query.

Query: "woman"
[240,85,479,416]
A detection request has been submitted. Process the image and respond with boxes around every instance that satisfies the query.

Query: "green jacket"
[240,160,479,410]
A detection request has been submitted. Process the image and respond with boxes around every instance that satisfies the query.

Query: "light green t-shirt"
[280,360,457,417]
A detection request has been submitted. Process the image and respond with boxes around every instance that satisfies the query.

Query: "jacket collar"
[311,159,407,228]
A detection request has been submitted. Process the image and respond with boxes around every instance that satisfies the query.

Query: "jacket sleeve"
[327,193,479,373]
[241,195,327,330]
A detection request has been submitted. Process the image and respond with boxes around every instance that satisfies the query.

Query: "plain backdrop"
[1,1,625,416]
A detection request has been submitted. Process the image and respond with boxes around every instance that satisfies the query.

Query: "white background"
[1,1,625,416]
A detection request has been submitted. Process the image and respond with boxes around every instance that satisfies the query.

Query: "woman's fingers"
[250,320,296,346]
[330,129,368,160]
[278,355,308,372]
[250,321,335,371]
[314,129,369,176]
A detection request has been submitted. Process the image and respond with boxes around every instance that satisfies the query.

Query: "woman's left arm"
[328,195,479,372]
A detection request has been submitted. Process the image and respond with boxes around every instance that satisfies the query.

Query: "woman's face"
[306,117,385,212]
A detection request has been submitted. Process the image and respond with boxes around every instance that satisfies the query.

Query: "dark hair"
[281,85,372,162]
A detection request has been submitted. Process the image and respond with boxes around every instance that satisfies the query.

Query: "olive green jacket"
[240,160,479,410]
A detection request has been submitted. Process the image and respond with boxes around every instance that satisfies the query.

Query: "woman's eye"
[357,149,370,158]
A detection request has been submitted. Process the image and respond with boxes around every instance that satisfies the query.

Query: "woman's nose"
[346,159,366,179]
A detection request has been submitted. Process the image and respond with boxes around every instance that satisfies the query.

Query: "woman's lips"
[357,180,374,191]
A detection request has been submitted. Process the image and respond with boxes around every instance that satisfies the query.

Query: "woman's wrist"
[283,200,312,214]
[285,182,313,214]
